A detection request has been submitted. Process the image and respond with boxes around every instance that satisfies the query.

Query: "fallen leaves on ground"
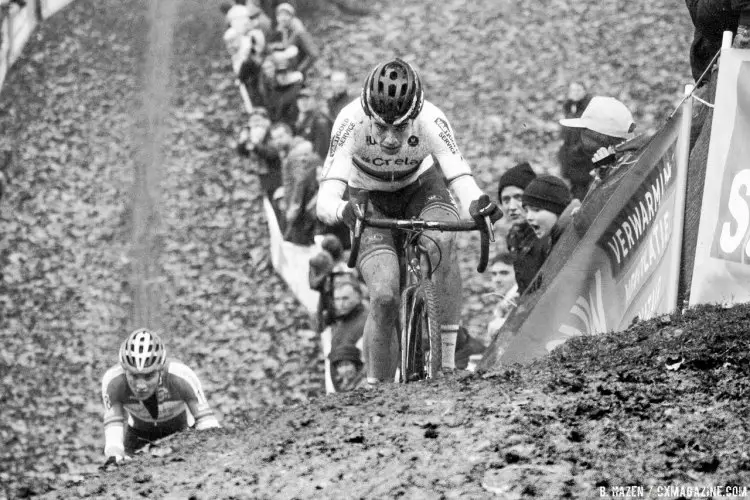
[0,0,715,497]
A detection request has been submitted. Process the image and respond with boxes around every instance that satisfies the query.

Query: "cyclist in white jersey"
[100,329,220,464]
[317,58,502,385]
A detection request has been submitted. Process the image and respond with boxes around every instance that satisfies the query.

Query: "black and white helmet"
[119,329,166,374]
[361,58,424,125]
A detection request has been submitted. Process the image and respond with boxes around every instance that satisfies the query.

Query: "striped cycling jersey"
[323,99,473,190]
[317,99,483,225]
[101,360,216,432]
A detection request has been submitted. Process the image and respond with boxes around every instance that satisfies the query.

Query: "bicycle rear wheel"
[400,280,441,382]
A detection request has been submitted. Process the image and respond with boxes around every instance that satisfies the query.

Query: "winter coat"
[686,0,750,83]
[295,110,333,161]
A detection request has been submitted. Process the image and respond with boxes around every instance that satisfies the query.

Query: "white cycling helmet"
[119,329,166,374]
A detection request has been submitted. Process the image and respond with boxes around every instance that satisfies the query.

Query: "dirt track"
[5,0,743,498]
[46,304,750,498]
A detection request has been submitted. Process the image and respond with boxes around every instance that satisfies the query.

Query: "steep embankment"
[48,304,750,498]
[0,0,704,497]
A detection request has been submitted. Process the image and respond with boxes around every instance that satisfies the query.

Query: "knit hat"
[498,161,536,199]
[522,175,572,216]
[276,2,295,16]
[559,96,634,139]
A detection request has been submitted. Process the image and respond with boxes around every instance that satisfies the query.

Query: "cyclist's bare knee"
[368,284,399,316]
[360,249,400,316]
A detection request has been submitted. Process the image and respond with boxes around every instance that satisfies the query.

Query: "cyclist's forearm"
[316,179,347,225]
[448,174,484,216]
[103,423,125,457]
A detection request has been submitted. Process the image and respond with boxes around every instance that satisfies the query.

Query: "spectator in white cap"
[559,96,640,199]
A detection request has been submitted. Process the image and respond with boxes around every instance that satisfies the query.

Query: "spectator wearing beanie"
[498,161,536,226]
[498,161,540,296]
[521,174,581,294]
[523,175,571,240]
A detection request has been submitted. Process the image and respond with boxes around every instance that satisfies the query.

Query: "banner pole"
[670,84,694,313]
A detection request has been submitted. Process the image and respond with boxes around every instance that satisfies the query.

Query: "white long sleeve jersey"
[316,99,483,225]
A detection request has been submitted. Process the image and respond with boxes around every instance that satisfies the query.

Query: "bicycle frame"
[402,230,434,287]
[345,201,495,381]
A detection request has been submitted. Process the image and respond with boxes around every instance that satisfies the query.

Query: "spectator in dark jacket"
[686,0,750,84]
[284,158,321,245]
[309,234,358,331]
[326,70,351,121]
[557,82,594,201]
[328,281,368,392]
[497,161,540,295]
[521,175,581,294]
[236,108,282,200]
[255,55,301,128]
[295,86,333,160]
[559,96,637,200]
[274,2,318,78]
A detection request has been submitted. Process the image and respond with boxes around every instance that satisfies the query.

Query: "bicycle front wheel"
[401,280,441,382]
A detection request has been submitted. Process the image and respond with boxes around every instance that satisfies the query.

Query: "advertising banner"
[689,49,750,306]
[481,104,690,369]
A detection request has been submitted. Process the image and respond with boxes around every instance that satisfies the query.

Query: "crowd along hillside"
[0,0,729,497]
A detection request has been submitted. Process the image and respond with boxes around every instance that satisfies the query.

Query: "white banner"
[263,196,320,314]
[689,47,750,306]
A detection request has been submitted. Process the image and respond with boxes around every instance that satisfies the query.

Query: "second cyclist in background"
[316,58,502,386]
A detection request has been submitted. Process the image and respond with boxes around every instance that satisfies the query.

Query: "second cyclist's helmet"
[361,58,424,125]
[119,328,167,374]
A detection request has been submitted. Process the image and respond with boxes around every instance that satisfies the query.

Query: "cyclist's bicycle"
[346,198,494,382]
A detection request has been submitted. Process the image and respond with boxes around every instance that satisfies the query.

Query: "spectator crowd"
[219,0,646,389]
[218,0,746,390]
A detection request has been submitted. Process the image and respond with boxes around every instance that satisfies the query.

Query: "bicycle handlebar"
[347,212,494,273]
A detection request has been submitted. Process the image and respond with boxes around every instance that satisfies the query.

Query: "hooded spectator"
[273,2,319,77]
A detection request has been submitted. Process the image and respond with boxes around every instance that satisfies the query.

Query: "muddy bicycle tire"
[400,280,441,382]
